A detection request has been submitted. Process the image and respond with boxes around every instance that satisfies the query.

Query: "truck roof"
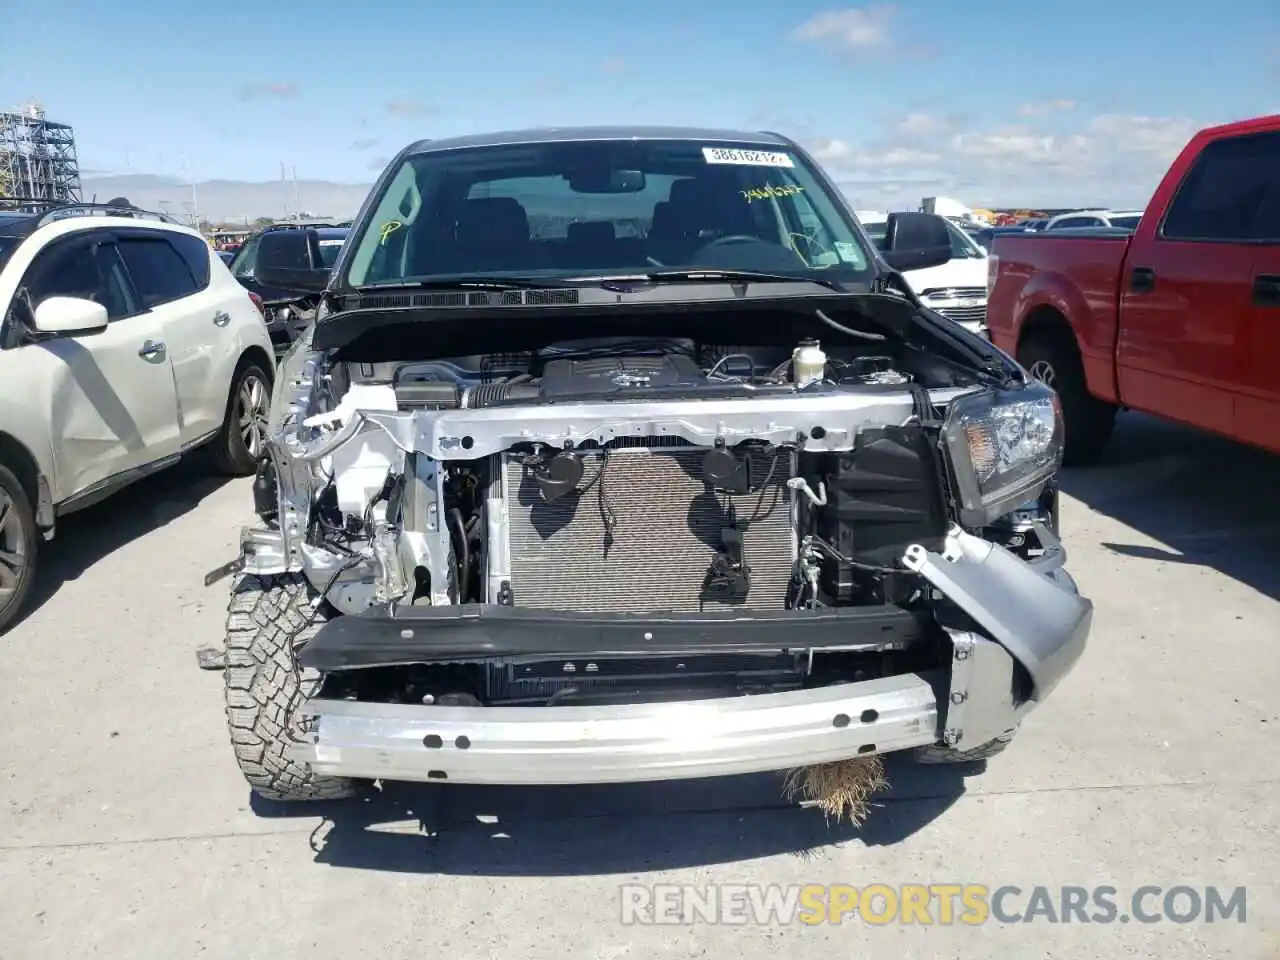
[1194,113,1280,141]
[405,125,794,155]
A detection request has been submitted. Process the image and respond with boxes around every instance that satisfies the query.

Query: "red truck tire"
[1018,332,1117,466]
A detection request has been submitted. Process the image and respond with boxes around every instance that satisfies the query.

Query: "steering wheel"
[703,234,761,248]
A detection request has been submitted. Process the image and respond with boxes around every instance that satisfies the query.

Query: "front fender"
[0,398,59,526]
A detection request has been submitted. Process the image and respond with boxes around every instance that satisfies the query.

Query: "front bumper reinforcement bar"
[290,671,941,785]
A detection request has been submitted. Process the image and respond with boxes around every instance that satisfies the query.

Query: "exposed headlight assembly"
[943,381,1063,527]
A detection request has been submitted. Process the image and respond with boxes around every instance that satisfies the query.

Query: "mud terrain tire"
[223,572,356,801]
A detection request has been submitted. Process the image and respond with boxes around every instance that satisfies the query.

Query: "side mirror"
[32,296,109,336]
[255,229,331,294]
[880,212,953,272]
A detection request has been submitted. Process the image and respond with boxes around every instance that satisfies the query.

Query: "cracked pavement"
[1,414,1277,959]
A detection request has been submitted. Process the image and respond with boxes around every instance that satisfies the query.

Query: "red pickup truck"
[987,114,1280,465]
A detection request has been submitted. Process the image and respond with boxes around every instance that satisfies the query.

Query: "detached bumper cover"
[902,522,1090,701]
[288,522,1091,785]
[290,672,941,785]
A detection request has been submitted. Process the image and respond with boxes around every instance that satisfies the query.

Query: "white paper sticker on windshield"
[834,242,859,263]
[702,147,794,168]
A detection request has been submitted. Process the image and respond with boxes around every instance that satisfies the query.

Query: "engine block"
[497,442,797,613]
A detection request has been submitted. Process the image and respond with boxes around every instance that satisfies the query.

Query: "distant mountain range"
[76,173,1105,228]
[79,174,375,225]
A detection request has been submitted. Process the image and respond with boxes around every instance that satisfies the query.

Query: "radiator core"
[500,444,796,613]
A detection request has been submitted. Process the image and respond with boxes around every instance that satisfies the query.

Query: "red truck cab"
[987,114,1280,465]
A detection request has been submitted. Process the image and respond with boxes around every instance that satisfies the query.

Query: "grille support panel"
[496,444,797,613]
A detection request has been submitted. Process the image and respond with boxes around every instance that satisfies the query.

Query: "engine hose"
[463,380,541,408]
[447,508,469,601]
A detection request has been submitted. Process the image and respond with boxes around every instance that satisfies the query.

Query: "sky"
[3,0,1279,212]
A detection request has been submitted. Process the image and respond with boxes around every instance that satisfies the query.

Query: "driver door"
[15,232,181,498]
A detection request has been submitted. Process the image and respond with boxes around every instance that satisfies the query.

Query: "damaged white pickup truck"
[218,126,1091,802]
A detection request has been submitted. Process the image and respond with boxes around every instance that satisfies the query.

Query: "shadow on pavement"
[10,456,232,630]
[252,756,985,875]
[1058,413,1280,602]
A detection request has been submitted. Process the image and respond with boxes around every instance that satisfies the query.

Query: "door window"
[1252,192,1280,243]
[20,236,135,321]
[1162,131,1280,242]
[167,232,213,289]
[116,236,199,307]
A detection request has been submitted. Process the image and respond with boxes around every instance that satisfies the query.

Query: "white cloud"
[807,112,1206,210]
[895,112,952,136]
[811,138,854,162]
[1087,114,1199,154]
[791,6,894,51]
[1016,99,1078,117]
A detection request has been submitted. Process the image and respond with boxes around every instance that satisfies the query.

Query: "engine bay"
[262,317,1055,708]
[306,344,957,611]
[289,332,981,624]
[334,334,981,412]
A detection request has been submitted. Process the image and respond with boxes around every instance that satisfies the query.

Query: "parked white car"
[0,203,276,632]
[857,212,990,336]
[1043,209,1144,231]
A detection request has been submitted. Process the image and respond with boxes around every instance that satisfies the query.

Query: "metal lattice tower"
[0,101,83,204]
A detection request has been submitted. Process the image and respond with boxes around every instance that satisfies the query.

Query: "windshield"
[861,220,888,247]
[1108,215,1142,230]
[343,138,875,287]
[944,221,985,258]
[229,234,259,278]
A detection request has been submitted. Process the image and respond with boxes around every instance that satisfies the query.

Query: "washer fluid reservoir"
[792,339,827,387]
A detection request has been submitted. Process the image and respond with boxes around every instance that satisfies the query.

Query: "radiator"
[500,443,796,613]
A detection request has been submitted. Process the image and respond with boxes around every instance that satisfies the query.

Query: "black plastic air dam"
[297,605,930,671]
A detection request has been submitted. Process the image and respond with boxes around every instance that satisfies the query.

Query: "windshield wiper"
[589,269,848,293]
[357,275,579,292]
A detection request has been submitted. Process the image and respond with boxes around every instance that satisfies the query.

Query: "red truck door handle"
[1253,274,1280,308]
[1130,267,1156,293]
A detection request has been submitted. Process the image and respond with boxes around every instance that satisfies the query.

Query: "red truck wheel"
[1018,334,1116,466]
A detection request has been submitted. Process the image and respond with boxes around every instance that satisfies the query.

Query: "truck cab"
[987,114,1280,464]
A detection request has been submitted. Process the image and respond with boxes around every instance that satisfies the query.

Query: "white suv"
[0,203,276,632]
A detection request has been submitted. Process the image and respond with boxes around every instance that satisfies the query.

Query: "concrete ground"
[1,413,1277,959]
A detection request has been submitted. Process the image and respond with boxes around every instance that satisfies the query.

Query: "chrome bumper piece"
[291,673,941,785]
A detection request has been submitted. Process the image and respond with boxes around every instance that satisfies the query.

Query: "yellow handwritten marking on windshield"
[787,232,814,267]
[378,220,403,244]
[741,184,805,203]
